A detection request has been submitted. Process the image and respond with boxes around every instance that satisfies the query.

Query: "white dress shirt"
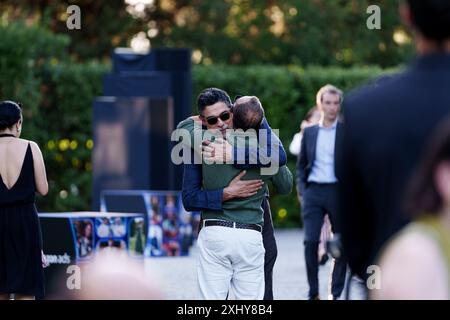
[308,120,338,184]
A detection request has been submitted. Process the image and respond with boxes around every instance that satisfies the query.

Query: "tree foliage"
[0,21,107,212]
[0,0,141,61]
[0,21,391,225]
[0,2,409,225]
[1,0,414,67]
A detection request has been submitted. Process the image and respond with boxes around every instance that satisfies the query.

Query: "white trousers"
[197,225,265,300]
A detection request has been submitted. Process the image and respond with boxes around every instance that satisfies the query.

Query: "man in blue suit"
[337,0,450,283]
[297,84,346,300]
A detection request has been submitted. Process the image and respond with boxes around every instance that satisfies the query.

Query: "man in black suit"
[297,84,346,300]
[337,0,450,282]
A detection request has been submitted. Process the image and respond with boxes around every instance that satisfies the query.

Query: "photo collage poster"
[145,192,201,257]
[71,215,146,260]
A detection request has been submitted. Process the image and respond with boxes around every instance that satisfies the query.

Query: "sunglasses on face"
[205,111,231,125]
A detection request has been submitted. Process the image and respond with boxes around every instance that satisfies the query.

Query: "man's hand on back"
[223,170,264,201]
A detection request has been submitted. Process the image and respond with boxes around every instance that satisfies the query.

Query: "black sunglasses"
[206,111,231,125]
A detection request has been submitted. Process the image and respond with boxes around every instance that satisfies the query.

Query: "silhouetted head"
[404,0,450,43]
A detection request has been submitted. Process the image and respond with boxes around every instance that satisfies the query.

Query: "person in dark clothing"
[337,0,450,282]
[297,85,346,300]
[0,101,49,300]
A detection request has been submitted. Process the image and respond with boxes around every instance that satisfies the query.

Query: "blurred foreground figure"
[289,106,321,157]
[51,249,163,300]
[338,0,450,282]
[374,117,450,300]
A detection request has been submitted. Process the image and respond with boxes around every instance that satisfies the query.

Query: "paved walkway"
[144,229,366,300]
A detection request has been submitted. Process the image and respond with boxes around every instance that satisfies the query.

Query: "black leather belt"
[204,219,262,233]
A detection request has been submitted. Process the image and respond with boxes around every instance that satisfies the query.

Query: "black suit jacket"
[337,52,450,278]
[296,122,343,196]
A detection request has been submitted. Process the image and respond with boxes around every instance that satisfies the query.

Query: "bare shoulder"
[380,230,441,266]
[25,140,41,149]
[374,228,449,299]
[20,139,43,155]
[6,138,31,149]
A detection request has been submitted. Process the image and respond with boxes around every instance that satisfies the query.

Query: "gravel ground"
[144,229,367,300]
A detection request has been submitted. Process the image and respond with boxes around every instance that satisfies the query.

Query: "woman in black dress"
[0,101,48,300]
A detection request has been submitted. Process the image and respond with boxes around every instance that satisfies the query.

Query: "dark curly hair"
[197,88,232,115]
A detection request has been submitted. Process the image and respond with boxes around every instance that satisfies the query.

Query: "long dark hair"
[0,101,22,130]
[404,115,450,216]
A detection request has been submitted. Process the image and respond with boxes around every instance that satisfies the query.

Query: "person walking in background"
[317,215,331,266]
[291,106,331,267]
[374,116,450,300]
[297,85,346,300]
[337,0,450,282]
[289,106,321,157]
[0,101,49,300]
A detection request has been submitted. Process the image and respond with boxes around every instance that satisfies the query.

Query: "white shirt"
[289,132,302,156]
[308,120,338,184]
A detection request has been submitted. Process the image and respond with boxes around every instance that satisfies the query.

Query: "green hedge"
[0,21,109,212]
[193,64,393,227]
[37,62,109,212]
[1,22,394,227]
